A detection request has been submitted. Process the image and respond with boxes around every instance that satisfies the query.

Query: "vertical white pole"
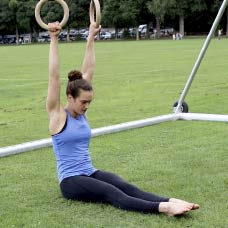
[175,0,228,113]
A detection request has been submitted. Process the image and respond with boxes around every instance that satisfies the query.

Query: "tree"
[172,0,207,36]
[65,0,93,41]
[134,0,152,39]
[8,0,21,42]
[0,0,227,41]
[169,0,188,36]
[211,0,228,36]
[102,0,137,37]
[0,0,13,34]
[23,0,39,41]
[146,0,175,37]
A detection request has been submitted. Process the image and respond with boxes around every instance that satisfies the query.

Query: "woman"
[47,22,199,216]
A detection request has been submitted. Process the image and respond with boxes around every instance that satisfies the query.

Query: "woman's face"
[68,90,94,116]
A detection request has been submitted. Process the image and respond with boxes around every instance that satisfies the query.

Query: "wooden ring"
[35,0,69,30]
[89,0,101,28]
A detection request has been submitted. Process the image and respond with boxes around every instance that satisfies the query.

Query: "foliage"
[146,0,174,22]
[0,0,227,37]
[146,0,175,36]
[66,0,90,28]
[102,0,138,29]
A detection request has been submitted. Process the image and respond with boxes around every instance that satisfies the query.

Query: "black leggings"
[60,170,169,213]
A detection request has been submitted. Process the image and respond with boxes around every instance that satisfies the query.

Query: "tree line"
[0,0,227,42]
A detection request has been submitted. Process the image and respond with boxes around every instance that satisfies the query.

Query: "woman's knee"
[61,189,78,200]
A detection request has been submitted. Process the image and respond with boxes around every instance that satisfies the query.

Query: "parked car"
[116,30,124,39]
[100,32,112,40]
[69,29,79,36]
[37,36,46,42]
[22,34,31,43]
[37,33,50,42]
[0,35,3,44]
[160,27,174,36]
[59,31,67,41]
[138,24,147,34]
[129,28,136,38]
[80,30,89,40]
[1,35,16,44]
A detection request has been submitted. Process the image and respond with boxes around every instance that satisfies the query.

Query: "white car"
[138,24,147,34]
[100,32,112,40]
[37,36,46,42]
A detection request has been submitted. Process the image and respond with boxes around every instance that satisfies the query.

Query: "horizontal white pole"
[0,114,176,157]
[2,112,227,158]
[0,138,52,158]
[177,113,228,122]
[91,114,177,137]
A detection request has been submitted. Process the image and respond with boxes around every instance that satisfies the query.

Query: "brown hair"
[66,70,93,98]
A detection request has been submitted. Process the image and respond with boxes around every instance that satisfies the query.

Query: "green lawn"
[1,38,228,147]
[0,39,228,227]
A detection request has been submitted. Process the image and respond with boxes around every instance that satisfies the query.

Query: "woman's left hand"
[88,22,101,38]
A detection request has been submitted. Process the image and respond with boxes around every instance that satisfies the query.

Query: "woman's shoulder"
[49,105,67,135]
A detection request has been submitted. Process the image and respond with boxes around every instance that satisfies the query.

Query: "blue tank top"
[51,110,97,183]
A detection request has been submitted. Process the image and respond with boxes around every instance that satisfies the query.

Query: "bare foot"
[169,198,200,210]
[159,202,193,216]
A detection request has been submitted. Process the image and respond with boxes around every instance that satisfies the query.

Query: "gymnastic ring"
[89,0,101,28]
[35,0,69,30]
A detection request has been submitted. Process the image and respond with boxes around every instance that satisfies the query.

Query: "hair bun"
[68,70,83,82]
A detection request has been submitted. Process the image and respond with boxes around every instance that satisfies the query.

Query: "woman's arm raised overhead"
[46,22,66,135]
[81,23,101,83]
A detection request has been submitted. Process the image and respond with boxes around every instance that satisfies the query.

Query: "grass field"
[0,38,228,227]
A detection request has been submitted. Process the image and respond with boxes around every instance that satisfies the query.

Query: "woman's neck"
[65,105,79,118]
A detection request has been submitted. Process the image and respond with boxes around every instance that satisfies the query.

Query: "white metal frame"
[174,0,228,121]
[1,0,228,157]
[0,114,176,157]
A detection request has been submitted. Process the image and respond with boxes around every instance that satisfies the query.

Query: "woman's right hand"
[88,22,101,38]
[48,22,62,38]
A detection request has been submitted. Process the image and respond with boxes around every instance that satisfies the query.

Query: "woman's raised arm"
[46,22,66,135]
[46,22,62,115]
[81,23,101,83]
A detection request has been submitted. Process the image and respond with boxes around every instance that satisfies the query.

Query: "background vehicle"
[138,24,147,34]
[100,31,112,40]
